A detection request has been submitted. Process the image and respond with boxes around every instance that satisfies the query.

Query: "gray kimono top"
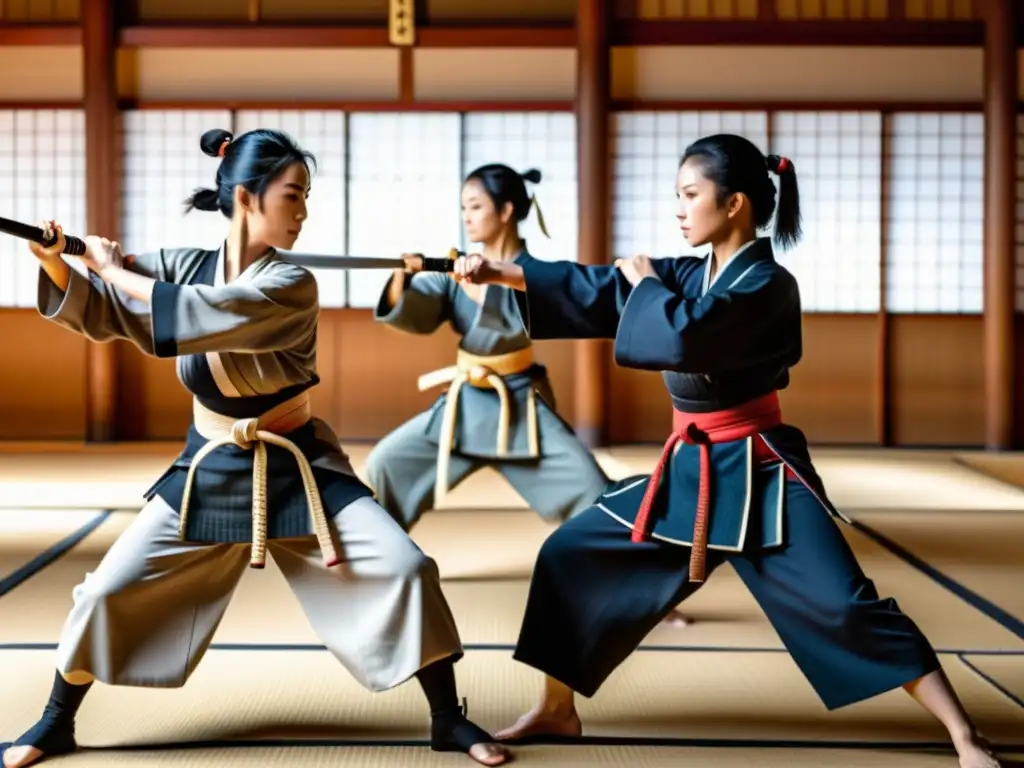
[37,245,373,543]
[375,261,563,460]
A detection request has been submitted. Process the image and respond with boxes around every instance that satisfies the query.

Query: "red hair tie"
[217,139,231,158]
[775,156,790,173]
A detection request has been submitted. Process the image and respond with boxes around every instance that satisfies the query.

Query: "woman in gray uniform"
[0,127,509,768]
[366,165,610,530]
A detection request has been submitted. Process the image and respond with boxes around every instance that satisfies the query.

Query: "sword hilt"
[418,248,464,273]
[0,216,89,256]
[42,228,88,257]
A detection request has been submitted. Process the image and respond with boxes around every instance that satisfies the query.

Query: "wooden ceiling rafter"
[1,13,1020,48]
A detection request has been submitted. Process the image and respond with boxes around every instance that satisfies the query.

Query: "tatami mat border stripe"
[949,456,1024,492]
[68,736,1024,753]
[848,518,1024,640]
[0,509,112,598]
[1,642,1023,656]
[956,654,1024,711]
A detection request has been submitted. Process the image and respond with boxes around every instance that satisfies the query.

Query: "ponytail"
[766,154,801,251]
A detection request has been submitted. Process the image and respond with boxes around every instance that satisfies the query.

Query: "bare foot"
[954,732,1001,768]
[661,609,694,628]
[2,745,44,768]
[495,705,582,742]
[468,742,512,766]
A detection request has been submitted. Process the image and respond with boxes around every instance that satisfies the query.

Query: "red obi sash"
[631,391,795,582]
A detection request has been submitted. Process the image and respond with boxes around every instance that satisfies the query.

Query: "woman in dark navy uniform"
[453,134,1001,768]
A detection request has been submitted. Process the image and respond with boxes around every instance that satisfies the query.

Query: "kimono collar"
[701,237,774,295]
[468,240,528,266]
[213,241,277,287]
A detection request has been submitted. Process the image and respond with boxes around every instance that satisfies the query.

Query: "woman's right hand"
[29,220,65,262]
[401,253,425,273]
[453,253,502,284]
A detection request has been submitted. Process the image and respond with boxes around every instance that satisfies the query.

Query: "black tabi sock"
[8,670,91,755]
[416,657,497,754]
[415,656,460,717]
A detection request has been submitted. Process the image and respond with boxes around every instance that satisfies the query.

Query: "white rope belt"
[180,393,338,569]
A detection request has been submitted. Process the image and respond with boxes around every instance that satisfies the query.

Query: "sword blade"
[276,252,408,270]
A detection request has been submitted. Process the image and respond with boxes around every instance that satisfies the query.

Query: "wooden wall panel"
[426,0,576,20]
[302,311,575,443]
[0,311,88,440]
[0,47,82,102]
[781,314,881,444]
[890,315,985,446]
[1014,313,1024,447]
[608,366,671,444]
[115,345,191,441]
[611,47,985,102]
[414,49,577,101]
[116,49,400,102]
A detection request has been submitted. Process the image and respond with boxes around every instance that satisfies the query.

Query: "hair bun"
[520,168,542,184]
[766,154,792,174]
[200,128,233,159]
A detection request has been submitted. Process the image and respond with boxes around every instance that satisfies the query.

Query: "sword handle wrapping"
[39,227,88,257]
[419,248,465,273]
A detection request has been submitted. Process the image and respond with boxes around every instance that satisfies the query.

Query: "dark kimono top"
[510,238,849,552]
[37,244,373,543]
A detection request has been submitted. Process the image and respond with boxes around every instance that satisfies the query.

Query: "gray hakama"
[36,244,464,692]
[366,260,609,530]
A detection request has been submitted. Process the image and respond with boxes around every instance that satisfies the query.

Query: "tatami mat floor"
[0,443,1021,767]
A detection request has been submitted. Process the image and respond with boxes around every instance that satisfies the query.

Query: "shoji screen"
[771,111,883,312]
[610,111,769,262]
[884,112,984,313]
[460,112,577,262]
[234,110,347,307]
[345,112,462,308]
[119,109,233,259]
[0,109,86,307]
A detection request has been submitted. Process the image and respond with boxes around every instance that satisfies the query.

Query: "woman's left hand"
[615,254,657,286]
[78,235,125,275]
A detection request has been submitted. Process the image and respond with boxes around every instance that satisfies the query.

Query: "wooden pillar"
[82,0,119,441]
[575,0,610,448]
[982,0,1017,450]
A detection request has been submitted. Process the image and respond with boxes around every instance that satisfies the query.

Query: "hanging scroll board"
[389,0,416,46]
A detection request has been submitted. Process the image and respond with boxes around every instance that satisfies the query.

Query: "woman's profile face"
[247,162,310,251]
[675,158,732,249]
[461,178,508,244]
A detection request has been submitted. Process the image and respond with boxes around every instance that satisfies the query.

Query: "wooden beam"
[610,99,992,112]
[399,48,415,103]
[613,19,986,46]
[982,0,1017,450]
[117,24,575,48]
[82,0,120,442]
[575,0,611,449]
[116,99,574,111]
[0,24,81,45]
[13,17,1024,51]
[119,24,390,48]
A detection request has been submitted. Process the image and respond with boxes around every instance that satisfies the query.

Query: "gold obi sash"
[181,391,338,570]
[418,347,539,505]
